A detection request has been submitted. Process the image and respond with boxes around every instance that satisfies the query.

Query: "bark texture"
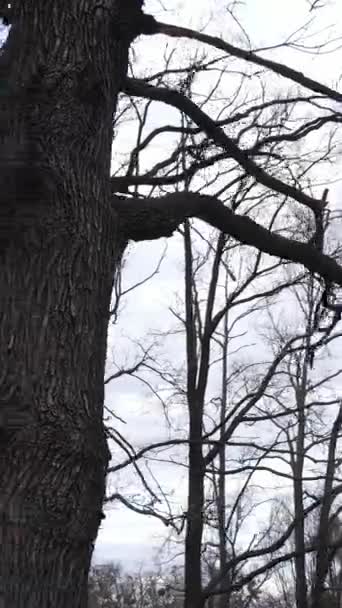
[113,192,342,286]
[0,1,137,605]
[1,2,342,606]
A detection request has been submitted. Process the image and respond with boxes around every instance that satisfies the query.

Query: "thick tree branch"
[123,78,324,213]
[143,19,342,103]
[113,192,342,286]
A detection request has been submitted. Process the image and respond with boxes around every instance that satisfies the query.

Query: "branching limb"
[113,192,342,286]
[105,492,175,528]
[123,78,325,213]
[140,18,342,103]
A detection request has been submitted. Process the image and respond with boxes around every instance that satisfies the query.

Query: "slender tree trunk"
[183,221,205,608]
[293,353,309,608]
[0,1,133,605]
[312,404,342,608]
[291,281,318,608]
[185,398,205,608]
[293,398,308,608]
[218,306,229,608]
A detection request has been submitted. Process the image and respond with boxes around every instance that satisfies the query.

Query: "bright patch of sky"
[98,0,342,568]
[2,2,341,571]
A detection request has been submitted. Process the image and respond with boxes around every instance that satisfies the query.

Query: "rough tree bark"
[0,1,134,605]
[1,2,342,607]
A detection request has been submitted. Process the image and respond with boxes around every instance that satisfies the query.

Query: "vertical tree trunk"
[183,221,205,608]
[312,404,342,608]
[293,355,309,608]
[185,401,205,608]
[0,1,133,605]
[218,306,229,608]
[293,402,308,608]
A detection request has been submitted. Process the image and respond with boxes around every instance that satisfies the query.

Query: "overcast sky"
[2,1,341,572]
[93,0,342,569]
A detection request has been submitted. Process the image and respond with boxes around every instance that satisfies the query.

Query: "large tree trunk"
[0,1,133,605]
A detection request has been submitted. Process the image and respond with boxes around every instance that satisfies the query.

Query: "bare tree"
[88,561,184,607]
[252,273,342,608]
[2,1,342,606]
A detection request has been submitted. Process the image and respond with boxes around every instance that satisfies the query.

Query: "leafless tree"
[88,561,184,607]
[2,1,342,606]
